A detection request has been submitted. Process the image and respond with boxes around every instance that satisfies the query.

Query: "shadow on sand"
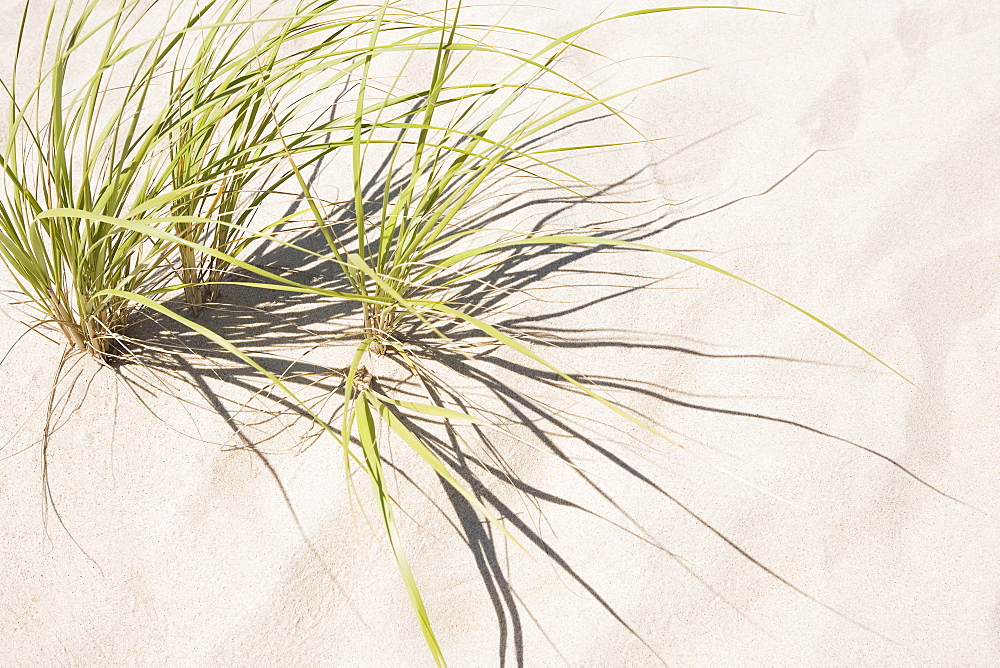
[76,150,964,665]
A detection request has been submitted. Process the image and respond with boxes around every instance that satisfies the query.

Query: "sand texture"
[2,0,999,664]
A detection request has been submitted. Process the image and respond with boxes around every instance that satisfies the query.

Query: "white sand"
[2,0,999,664]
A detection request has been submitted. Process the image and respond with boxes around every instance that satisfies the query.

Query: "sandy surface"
[2,0,1000,664]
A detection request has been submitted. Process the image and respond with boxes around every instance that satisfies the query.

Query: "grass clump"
[272,3,904,662]
[0,0,391,355]
[0,0,186,357]
[0,1,908,665]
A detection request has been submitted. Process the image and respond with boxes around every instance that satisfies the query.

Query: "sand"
[2,0,999,664]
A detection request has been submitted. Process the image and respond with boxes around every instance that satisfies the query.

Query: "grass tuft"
[0,2,906,665]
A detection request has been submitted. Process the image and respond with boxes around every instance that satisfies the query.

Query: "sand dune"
[2,0,999,664]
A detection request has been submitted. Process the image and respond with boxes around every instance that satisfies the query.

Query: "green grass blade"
[355,393,446,667]
[430,235,911,383]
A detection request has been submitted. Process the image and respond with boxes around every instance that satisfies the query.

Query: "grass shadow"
[89,150,972,664]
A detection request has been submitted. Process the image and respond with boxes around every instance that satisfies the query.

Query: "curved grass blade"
[355,393,446,667]
[428,235,911,383]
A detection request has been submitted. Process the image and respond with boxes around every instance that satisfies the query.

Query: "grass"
[256,3,906,662]
[0,0,401,354]
[0,1,908,665]
[0,0,181,357]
